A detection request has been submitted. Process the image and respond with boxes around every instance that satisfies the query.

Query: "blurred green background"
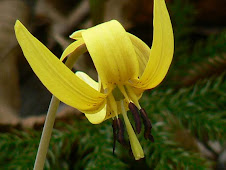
[0,0,225,169]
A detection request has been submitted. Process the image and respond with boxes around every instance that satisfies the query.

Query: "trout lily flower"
[15,0,173,160]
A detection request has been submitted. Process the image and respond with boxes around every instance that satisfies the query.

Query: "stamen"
[116,118,127,146]
[129,102,141,134]
[139,108,154,142]
[108,93,118,118]
[120,100,144,160]
[112,119,118,154]
[126,86,141,109]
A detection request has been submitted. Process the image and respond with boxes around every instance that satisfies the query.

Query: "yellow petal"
[128,33,151,77]
[60,39,85,61]
[85,105,107,124]
[70,30,85,40]
[76,71,98,89]
[134,0,174,89]
[15,20,106,113]
[76,71,107,124]
[82,20,139,89]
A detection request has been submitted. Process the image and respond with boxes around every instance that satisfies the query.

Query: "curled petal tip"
[15,20,20,26]
[14,20,22,33]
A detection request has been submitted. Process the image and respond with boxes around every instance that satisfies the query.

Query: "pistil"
[120,100,144,160]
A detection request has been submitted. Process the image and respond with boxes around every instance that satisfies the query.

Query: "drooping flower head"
[15,0,173,160]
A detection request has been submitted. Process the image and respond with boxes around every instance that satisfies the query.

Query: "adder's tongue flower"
[15,0,173,160]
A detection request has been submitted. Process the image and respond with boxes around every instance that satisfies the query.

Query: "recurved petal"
[134,0,174,89]
[70,30,85,40]
[82,20,139,89]
[128,33,151,77]
[85,105,107,124]
[76,71,107,124]
[15,20,106,113]
[60,39,85,61]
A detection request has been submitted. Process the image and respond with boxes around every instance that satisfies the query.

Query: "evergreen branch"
[0,73,224,169]
[144,73,225,142]
[0,130,40,169]
[175,30,226,87]
[69,121,128,169]
[182,29,226,86]
[139,73,225,169]
[166,0,226,88]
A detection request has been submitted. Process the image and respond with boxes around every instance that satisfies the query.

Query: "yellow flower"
[15,0,173,160]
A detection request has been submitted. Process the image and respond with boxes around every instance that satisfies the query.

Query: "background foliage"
[0,0,225,169]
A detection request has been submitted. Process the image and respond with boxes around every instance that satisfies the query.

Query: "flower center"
[109,85,154,160]
[112,86,124,101]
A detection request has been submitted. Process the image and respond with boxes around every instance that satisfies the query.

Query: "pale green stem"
[33,96,60,170]
[33,44,87,170]
[120,101,144,160]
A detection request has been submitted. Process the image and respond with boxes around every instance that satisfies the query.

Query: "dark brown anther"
[144,130,154,142]
[112,117,130,155]
[139,108,152,128]
[112,119,118,154]
[140,108,154,142]
[129,102,141,134]
[149,134,154,142]
[116,118,127,146]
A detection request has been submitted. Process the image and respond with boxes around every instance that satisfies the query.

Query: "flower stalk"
[33,96,60,170]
